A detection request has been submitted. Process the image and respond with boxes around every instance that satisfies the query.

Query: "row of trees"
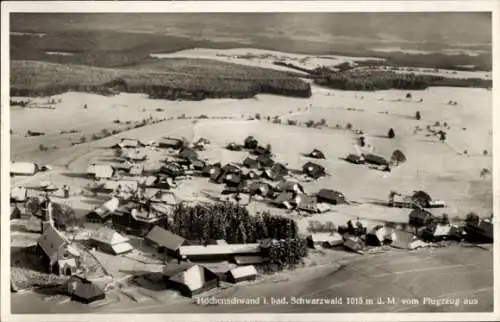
[312,69,491,91]
[168,202,300,244]
[167,202,308,270]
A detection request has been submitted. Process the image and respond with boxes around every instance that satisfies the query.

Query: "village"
[10,116,494,307]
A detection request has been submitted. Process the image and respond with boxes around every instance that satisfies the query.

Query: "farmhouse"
[89,227,134,255]
[316,189,346,205]
[263,163,288,181]
[226,265,258,284]
[366,226,397,246]
[145,226,186,256]
[163,263,219,297]
[60,275,106,304]
[249,181,274,198]
[243,157,260,169]
[37,223,81,276]
[90,165,114,180]
[11,162,38,176]
[158,137,184,149]
[112,205,168,237]
[115,138,145,149]
[302,162,326,179]
[86,197,119,223]
[306,232,343,249]
[362,153,389,166]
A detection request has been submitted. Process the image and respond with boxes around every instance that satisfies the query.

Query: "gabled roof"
[91,227,129,245]
[145,226,185,251]
[38,224,70,262]
[168,265,218,292]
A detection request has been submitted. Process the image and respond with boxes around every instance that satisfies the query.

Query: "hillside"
[10,60,312,100]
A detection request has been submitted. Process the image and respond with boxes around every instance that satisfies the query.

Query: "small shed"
[226,265,258,284]
[316,189,346,205]
[60,275,106,304]
[89,227,134,255]
[145,226,186,256]
[308,149,326,159]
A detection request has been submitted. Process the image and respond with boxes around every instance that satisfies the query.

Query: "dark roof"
[145,226,185,251]
[178,148,198,160]
[302,162,326,179]
[208,166,223,181]
[256,155,274,168]
[317,189,346,204]
[309,149,326,159]
[243,157,259,169]
[274,191,294,204]
[345,154,364,164]
[71,283,105,304]
[252,146,270,156]
[412,191,432,203]
[222,164,241,174]
[391,150,407,163]
[362,153,389,166]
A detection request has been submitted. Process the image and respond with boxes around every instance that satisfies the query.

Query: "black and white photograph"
[2,1,497,320]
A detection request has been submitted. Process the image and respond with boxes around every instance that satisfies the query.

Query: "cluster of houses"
[11,133,495,305]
